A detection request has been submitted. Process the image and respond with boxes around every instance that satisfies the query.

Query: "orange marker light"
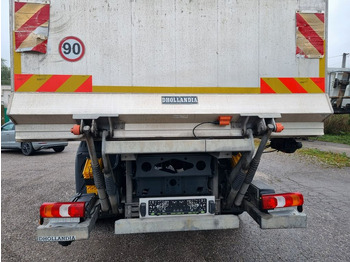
[274,123,284,133]
[71,125,81,135]
[218,116,232,126]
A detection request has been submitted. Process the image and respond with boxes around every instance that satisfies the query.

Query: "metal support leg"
[83,126,110,212]
[125,161,133,218]
[101,130,119,214]
[212,160,220,214]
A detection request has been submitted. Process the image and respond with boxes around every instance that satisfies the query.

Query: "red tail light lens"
[261,192,304,210]
[40,202,85,218]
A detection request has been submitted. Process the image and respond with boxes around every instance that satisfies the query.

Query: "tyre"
[21,142,34,156]
[53,146,65,153]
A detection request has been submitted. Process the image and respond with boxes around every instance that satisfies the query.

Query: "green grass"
[298,148,350,168]
[316,134,350,145]
[308,114,350,146]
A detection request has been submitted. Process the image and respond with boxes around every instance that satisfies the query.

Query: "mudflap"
[243,180,307,229]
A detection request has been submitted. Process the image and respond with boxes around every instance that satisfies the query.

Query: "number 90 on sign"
[59,36,85,62]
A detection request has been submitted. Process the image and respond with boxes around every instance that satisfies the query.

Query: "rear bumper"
[115,215,239,234]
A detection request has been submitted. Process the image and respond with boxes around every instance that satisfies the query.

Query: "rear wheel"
[21,142,34,156]
[53,146,65,153]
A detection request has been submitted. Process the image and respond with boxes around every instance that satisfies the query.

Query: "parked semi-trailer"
[7,0,332,246]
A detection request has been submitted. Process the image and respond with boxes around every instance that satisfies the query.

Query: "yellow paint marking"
[319,40,326,77]
[13,32,21,74]
[92,86,260,94]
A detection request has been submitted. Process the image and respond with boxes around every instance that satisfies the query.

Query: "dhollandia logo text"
[162,96,198,104]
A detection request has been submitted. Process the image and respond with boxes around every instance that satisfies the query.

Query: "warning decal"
[261,78,325,93]
[296,13,325,58]
[14,74,92,92]
[15,2,50,53]
[59,37,85,62]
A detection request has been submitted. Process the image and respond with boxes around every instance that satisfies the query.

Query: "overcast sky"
[1,0,349,67]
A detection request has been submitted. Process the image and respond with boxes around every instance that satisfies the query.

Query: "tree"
[1,58,11,85]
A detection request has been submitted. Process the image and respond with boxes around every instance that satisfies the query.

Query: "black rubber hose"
[234,127,272,206]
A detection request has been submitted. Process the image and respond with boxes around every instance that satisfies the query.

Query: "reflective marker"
[40,202,85,218]
[261,192,304,210]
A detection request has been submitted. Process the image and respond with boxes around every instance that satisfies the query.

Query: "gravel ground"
[1,141,350,261]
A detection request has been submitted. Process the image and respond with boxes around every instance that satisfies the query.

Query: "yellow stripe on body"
[294,78,324,93]
[56,75,91,92]
[13,32,21,74]
[15,3,46,30]
[261,78,291,93]
[93,86,260,94]
[16,75,52,92]
[319,40,326,77]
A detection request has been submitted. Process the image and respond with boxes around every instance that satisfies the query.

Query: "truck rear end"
[8,0,332,246]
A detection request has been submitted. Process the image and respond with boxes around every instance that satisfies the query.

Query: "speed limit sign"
[59,36,85,62]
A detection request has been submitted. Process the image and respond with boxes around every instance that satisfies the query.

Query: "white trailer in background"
[8,0,332,246]
[327,68,350,113]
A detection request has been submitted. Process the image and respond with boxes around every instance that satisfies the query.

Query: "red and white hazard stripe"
[15,2,50,53]
[296,13,325,58]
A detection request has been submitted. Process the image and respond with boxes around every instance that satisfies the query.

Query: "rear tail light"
[40,202,85,218]
[261,192,304,210]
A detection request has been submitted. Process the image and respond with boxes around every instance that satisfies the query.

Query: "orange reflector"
[40,202,85,218]
[218,116,232,126]
[261,192,304,210]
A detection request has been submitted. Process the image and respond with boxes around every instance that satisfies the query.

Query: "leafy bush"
[1,58,11,85]
[324,114,350,135]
